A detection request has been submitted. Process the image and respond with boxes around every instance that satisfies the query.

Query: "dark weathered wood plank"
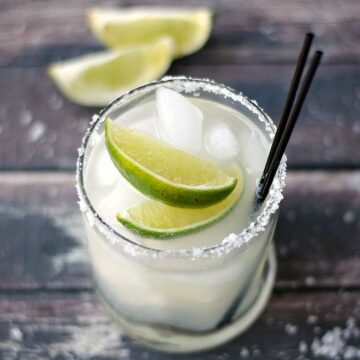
[0,171,359,290]
[1,0,360,66]
[0,291,359,359]
[1,65,360,170]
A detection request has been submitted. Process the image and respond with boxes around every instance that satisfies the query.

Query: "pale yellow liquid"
[81,94,276,351]
[85,97,269,250]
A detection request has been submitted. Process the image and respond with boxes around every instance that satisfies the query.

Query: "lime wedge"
[47,37,174,106]
[117,171,243,237]
[88,7,213,58]
[105,119,237,207]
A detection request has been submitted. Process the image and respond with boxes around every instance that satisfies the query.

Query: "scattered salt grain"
[305,276,316,286]
[253,348,261,357]
[78,147,84,156]
[343,210,356,224]
[240,347,250,358]
[299,340,308,353]
[85,211,95,227]
[9,326,23,342]
[323,135,333,147]
[314,326,322,335]
[49,94,64,110]
[192,248,203,257]
[310,318,360,358]
[285,323,298,336]
[20,110,33,126]
[27,121,45,143]
[78,200,87,213]
[307,315,318,325]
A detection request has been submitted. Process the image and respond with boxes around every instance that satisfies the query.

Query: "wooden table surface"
[1,0,360,359]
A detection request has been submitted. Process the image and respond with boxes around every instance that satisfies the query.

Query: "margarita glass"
[76,77,286,353]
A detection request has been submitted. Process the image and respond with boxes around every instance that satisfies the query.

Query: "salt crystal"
[9,326,23,342]
[343,210,355,224]
[240,347,250,358]
[307,315,318,325]
[78,201,87,213]
[260,24,275,36]
[91,132,101,146]
[27,121,45,143]
[155,87,203,153]
[305,276,316,286]
[285,323,298,336]
[323,135,333,147]
[85,212,95,227]
[299,340,308,353]
[49,94,64,110]
[311,318,360,358]
[20,110,33,126]
[253,348,261,357]
[192,248,203,257]
[204,122,240,159]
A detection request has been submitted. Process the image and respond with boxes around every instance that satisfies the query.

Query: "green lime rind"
[105,119,237,208]
[47,38,174,107]
[116,169,244,238]
[88,7,214,59]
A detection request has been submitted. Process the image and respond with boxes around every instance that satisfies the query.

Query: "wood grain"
[1,0,360,66]
[1,1,359,357]
[0,290,359,359]
[1,65,360,170]
[0,171,359,291]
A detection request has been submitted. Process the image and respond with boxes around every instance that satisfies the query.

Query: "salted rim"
[75,76,287,259]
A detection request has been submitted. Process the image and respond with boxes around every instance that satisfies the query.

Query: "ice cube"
[96,150,119,187]
[204,122,240,160]
[155,87,203,153]
[241,131,267,175]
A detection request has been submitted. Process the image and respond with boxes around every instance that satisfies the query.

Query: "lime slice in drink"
[47,37,174,106]
[117,171,243,237]
[88,7,213,58]
[105,119,238,207]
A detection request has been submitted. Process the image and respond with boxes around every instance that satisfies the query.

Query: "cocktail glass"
[76,77,286,353]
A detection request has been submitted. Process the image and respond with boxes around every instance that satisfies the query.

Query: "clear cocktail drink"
[76,77,286,352]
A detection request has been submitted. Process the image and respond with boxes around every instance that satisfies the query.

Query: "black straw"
[261,33,314,178]
[257,50,323,201]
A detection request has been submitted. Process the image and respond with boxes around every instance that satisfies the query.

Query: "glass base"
[96,245,276,353]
